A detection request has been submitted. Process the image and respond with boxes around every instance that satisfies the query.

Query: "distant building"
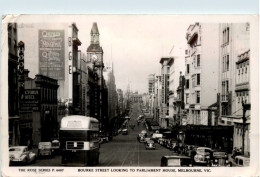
[153,75,162,123]
[159,57,173,128]
[117,89,124,115]
[103,63,118,129]
[148,74,155,94]
[174,73,186,125]
[184,23,219,125]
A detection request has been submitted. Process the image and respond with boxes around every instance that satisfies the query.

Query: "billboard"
[20,89,40,112]
[39,30,65,80]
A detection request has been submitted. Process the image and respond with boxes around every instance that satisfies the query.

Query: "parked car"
[140,130,147,137]
[157,138,164,145]
[161,155,193,167]
[211,150,231,167]
[51,140,60,154]
[122,129,128,135]
[9,146,36,165]
[233,155,250,167]
[38,142,53,158]
[145,140,155,150]
[151,133,163,142]
[139,136,146,143]
[193,147,213,166]
[169,140,177,151]
[144,137,151,143]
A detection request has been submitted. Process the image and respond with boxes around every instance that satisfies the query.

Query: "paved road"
[27,103,172,167]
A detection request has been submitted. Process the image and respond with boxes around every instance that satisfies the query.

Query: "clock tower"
[86,22,105,130]
[87,22,103,66]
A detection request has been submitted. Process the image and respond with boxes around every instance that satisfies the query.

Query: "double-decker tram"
[60,115,100,166]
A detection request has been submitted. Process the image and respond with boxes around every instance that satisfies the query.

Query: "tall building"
[218,23,250,155]
[153,75,162,124]
[103,62,118,127]
[86,22,107,130]
[17,22,82,120]
[168,56,185,127]
[184,23,219,125]
[20,70,59,146]
[8,23,20,146]
[159,57,173,128]
[148,74,155,94]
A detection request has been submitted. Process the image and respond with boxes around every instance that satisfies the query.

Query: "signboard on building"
[20,89,40,111]
[39,30,65,80]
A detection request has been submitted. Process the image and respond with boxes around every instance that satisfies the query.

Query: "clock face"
[92,54,98,62]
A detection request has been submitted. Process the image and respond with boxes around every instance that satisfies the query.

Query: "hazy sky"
[76,15,189,93]
[16,15,193,93]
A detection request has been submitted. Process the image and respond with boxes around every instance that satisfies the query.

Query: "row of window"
[222,55,229,72]
[222,27,230,45]
[186,55,200,74]
[185,91,200,104]
[185,74,200,89]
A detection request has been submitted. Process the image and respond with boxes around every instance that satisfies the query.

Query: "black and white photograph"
[1,15,259,177]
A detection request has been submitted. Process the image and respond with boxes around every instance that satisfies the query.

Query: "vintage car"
[161,155,193,167]
[211,150,231,167]
[140,130,147,137]
[193,147,213,166]
[157,138,164,145]
[139,136,146,143]
[169,140,177,151]
[233,155,250,167]
[38,142,53,158]
[51,140,60,154]
[9,146,36,165]
[145,140,155,150]
[122,129,128,135]
[151,133,163,143]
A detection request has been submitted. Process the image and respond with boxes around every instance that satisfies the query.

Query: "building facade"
[20,71,59,147]
[8,23,20,146]
[159,57,173,128]
[86,22,108,130]
[184,23,219,125]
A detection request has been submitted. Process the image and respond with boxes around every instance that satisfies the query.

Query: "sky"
[75,15,189,93]
[14,15,190,94]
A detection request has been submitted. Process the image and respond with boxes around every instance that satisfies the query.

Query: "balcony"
[235,82,249,92]
[187,24,199,45]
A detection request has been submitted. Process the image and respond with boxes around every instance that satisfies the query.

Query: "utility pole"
[241,99,250,155]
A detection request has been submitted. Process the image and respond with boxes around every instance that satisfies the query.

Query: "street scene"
[6,15,252,168]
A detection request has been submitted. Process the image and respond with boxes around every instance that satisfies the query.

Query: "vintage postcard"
[1,14,259,177]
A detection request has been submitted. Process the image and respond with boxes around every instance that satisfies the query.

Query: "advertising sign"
[39,30,65,80]
[20,89,40,111]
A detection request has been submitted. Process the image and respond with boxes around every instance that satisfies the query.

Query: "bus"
[60,115,100,166]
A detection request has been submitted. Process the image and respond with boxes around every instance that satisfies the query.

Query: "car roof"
[235,156,250,160]
[9,146,27,149]
[197,147,212,150]
[162,155,191,159]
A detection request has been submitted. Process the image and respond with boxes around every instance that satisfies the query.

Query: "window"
[196,91,200,103]
[227,27,229,43]
[197,55,200,67]
[187,64,190,74]
[227,55,229,71]
[192,77,195,87]
[222,57,225,72]
[186,94,189,104]
[197,74,200,85]
[186,79,189,89]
